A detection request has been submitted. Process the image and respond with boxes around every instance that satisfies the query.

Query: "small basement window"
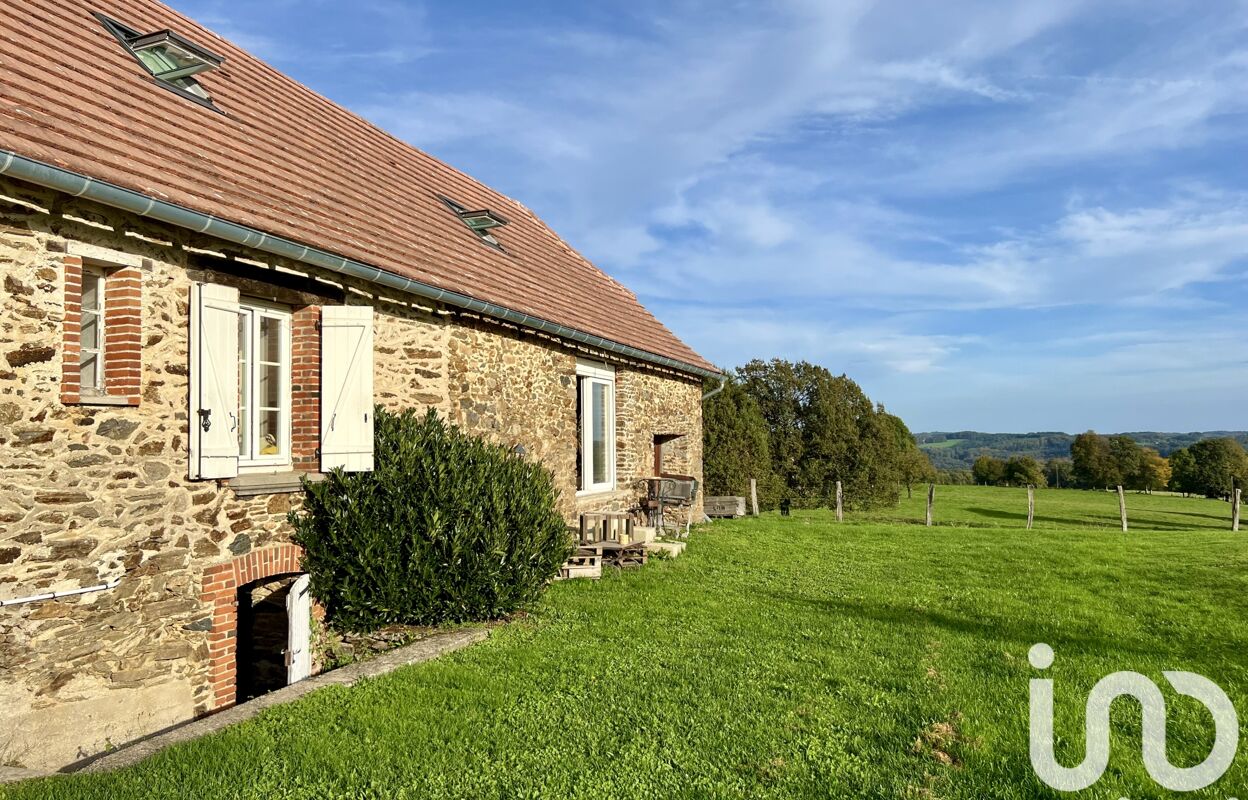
[94,13,225,110]
[438,195,509,250]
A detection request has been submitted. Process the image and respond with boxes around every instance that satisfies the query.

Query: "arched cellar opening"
[233,572,312,703]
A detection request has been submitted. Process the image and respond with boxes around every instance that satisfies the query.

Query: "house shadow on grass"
[964,507,1209,532]
[759,589,1223,663]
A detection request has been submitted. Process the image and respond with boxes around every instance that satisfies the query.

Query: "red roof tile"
[0,0,716,375]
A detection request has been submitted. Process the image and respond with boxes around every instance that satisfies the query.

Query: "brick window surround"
[61,255,142,405]
[291,305,320,471]
[201,544,305,710]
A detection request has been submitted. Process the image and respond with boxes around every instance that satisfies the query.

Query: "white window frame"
[237,299,292,473]
[576,360,616,495]
[79,266,107,394]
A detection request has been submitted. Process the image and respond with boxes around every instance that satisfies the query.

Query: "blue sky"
[170,0,1248,433]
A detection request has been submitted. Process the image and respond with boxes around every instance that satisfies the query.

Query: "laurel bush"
[290,407,572,632]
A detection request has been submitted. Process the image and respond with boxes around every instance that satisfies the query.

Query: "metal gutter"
[1,577,122,607]
[0,150,720,380]
[701,375,727,402]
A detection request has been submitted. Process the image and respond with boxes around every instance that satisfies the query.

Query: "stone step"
[645,540,686,558]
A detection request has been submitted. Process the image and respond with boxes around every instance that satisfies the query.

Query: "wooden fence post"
[750,479,759,517]
[1117,485,1128,532]
[1026,485,1035,530]
[926,483,935,527]
[1234,488,1242,532]
[836,481,843,523]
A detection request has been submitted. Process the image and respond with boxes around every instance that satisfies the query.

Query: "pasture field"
[865,483,1238,532]
[8,487,1247,799]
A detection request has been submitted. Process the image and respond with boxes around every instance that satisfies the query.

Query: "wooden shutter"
[320,305,374,472]
[286,574,313,684]
[188,282,240,479]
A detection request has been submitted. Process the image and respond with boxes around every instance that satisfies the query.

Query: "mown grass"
[7,488,1248,799]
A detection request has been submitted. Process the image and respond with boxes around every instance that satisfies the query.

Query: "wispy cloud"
[167,0,1248,430]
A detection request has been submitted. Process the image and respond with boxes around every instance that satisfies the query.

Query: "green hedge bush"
[290,407,573,632]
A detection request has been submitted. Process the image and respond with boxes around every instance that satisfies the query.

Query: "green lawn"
[8,487,1248,799]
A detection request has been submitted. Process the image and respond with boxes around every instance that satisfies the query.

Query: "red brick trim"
[291,305,320,471]
[201,544,305,710]
[60,255,141,406]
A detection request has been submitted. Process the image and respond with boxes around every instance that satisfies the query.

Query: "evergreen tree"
[702,375,778,507]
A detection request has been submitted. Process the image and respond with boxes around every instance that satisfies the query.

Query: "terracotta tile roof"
[0,0,716,375]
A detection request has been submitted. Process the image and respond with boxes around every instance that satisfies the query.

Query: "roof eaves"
[0,148,720,379]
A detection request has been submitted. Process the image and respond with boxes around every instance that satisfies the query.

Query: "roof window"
[94,13,225,109]
[439,196,509,249]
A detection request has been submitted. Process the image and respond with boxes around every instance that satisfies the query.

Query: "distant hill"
[916,431,1248,471]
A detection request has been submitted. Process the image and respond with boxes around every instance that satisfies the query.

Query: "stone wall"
[0,175,705,770]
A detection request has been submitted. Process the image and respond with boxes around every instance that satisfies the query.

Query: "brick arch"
[201,544,304,710]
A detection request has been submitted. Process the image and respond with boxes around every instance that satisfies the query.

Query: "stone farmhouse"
[0,0,718,770]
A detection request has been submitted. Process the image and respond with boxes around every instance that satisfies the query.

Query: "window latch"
[198,408,212,432]
[229,412,238,433]
[330,412,336,432]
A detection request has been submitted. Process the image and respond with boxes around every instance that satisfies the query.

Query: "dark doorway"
[235,574,298,701]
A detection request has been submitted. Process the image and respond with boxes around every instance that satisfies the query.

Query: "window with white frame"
[576,360,616,493]
[237,300,291,469]
[78,267,107,393]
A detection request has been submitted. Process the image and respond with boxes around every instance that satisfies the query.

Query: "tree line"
[952,431,1248,499]
[703,359,934,511]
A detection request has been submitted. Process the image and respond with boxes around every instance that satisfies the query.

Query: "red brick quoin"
[201,544,305,710]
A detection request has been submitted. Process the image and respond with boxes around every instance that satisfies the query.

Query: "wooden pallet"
[577,540,648,569]
[579,512,635,544]
[556,549,603,580]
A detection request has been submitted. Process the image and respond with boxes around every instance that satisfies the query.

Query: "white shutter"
[286,574,312,684]
[189,282,240,479]
[320,305,374,472]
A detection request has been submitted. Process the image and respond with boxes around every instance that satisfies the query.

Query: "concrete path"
[23,627,490,779]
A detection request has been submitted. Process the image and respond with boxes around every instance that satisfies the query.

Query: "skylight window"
[438,196,509,249]
[95,13,225,109]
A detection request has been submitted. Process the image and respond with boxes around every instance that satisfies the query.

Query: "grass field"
[918,438,967,450]
[868,484,1239,532]
[7,487,1248,799]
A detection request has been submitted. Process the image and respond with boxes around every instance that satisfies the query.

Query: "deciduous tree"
[972,455,1005,486]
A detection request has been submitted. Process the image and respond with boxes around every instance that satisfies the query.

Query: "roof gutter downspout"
[701,375,727,402]
[0,150,720,381]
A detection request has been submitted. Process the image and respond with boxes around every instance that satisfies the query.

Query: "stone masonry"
[0,174,703,770]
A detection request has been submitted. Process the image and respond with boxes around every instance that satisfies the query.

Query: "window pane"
[79,353,97,390]
[259,363,281,408]
[591,382,608,485]
[81,312,99,351]
[259,316,281,363]
[258,409,280,455]
[81,274,100,311]
[136,47,178,74]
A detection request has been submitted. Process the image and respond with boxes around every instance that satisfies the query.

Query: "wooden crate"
[705,496,747,518]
